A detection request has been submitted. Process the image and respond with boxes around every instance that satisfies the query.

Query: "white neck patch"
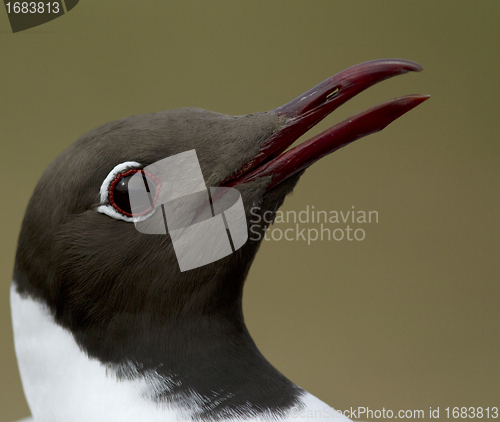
[11,284,183,422]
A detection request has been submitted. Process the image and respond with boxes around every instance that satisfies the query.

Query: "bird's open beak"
[224,59,429,191]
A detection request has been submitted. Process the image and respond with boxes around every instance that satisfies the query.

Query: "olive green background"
[1,1,499,421]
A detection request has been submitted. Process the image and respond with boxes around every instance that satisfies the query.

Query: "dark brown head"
[13,59,428,420]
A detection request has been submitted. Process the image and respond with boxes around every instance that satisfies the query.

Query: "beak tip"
[391,94,430,117]
[409,61,424,73]
[414,94,431,104]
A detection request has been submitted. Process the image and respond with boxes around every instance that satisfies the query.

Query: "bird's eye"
[109,169,158,217]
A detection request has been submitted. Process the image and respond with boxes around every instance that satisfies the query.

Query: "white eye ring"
[97,161,156,223]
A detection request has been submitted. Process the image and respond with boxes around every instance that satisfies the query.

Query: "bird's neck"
[77,304,304,417]
[12,280,304,421]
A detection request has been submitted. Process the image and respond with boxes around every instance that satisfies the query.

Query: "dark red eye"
[109,169,158,217]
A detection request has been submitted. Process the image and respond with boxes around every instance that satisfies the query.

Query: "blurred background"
[1,1,498,421]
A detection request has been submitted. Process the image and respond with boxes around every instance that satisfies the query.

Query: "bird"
[10,59,428,422]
